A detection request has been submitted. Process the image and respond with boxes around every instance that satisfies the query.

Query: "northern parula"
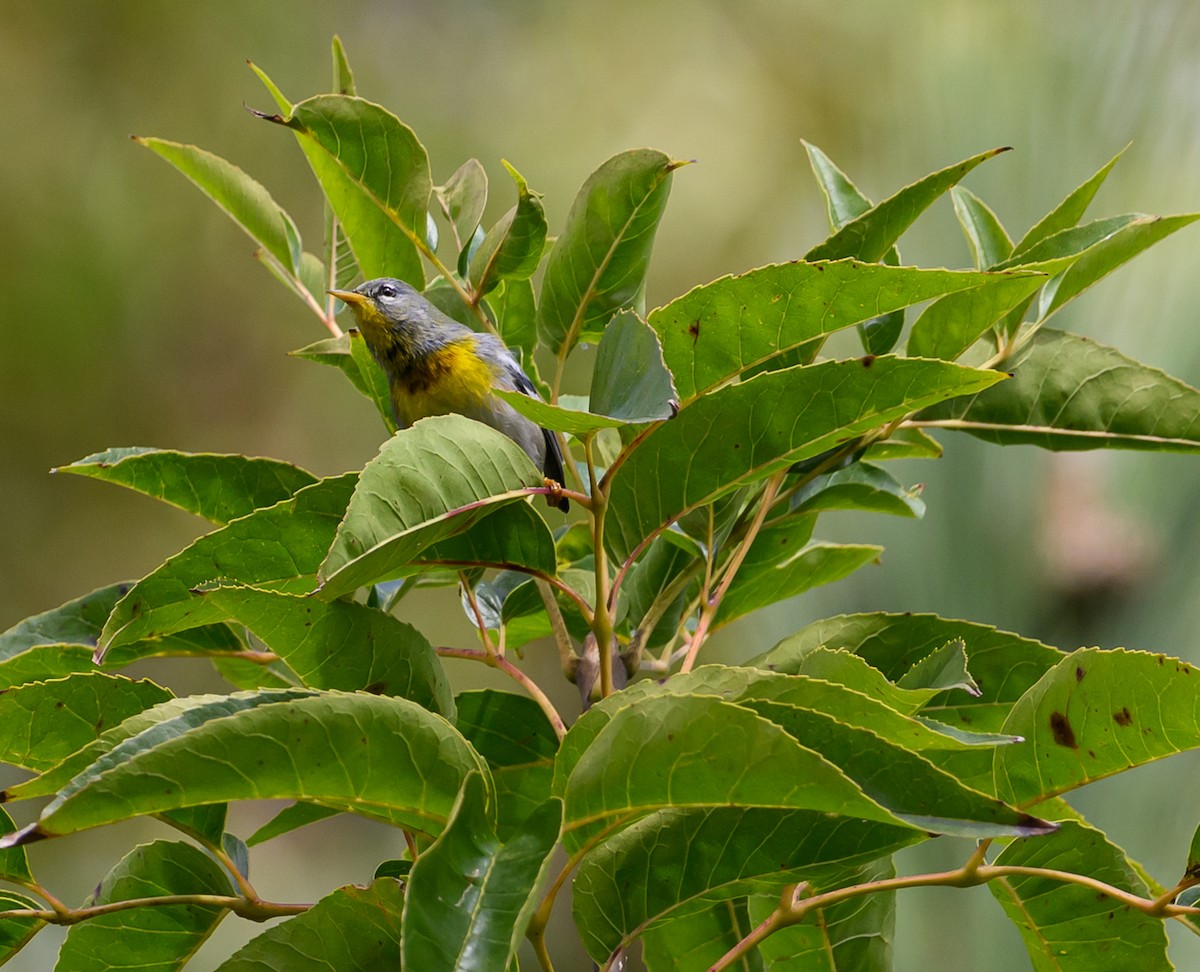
[329,278,569,511]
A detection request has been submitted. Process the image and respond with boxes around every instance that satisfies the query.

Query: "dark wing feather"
[508,360,569,512]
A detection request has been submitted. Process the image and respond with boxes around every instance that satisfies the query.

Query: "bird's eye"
[376,283,397,300]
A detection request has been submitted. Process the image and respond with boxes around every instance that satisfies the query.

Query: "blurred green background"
[4,2,1200,968]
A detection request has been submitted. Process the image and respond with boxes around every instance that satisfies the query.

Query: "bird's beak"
[328,289,367,307]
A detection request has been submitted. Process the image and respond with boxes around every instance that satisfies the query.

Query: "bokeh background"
[4,2,1200,968]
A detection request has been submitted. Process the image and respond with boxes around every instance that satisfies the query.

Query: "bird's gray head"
[353,277,428,325]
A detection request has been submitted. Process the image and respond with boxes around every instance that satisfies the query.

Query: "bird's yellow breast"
[391,336,498,426]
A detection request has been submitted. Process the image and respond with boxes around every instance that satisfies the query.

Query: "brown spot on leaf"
[688,320,701,344]
[1113,707,1132,727]
[861,354,876,368]
[1075,666,1085,682]
[1050,711,1077,748]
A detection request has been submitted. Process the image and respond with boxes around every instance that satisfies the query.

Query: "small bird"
[329,278,569,511]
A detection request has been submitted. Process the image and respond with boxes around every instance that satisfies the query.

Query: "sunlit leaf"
[989,821,1167,971]
[919,329,1200,452]
[590,310,679,423]
[538,149,678,355]
[257,94,431,286]
[99,474,357,656]
[1012,146,1127,257]
[7,690,486,843]
[649,260,1025,403]
[55,448,317,525]
[718,540,881,625]
[996,648,1200,807]
[194,587,454,716]
[136,137,302,275]
[805,147,1010,262]
[753,612,1063,733]
[0,673,172,771]
[246,802,341,847]
[317,416,549,598]
[951,186,1014,268]
[469,160,547,296]
[606,357,1006,559]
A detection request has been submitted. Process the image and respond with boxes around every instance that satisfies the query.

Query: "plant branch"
[583,437,617,698]
[707,842,1200,971]
[435,645,566,740]
[535,578,579,678]
[679,471,784,674]
[0,893,308,927]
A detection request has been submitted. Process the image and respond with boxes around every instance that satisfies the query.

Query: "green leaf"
[0,673,172,771]
[0,890,44,962]
[194,587,453,716]
[1038,213,1200,319]
[0,808,32,884]
[573,808,916,963]
[861,426,943,461]
[905,272,1047,361]
[996,648,1200,807]
[317,416,549,599]
[642,900,763,972]
[718,539,882,625]
[989,820,1168,971]
[791,462,926,519]
[618,535,700,650]
[409,501,557,577]
[258,94,431,286]
[217,878,404,971]
[649,260,1025,403]
[55,448,318,525]
[951,186,1014,268]
[135,137,302,276]
[590,310,679,423]
[456,689,559,839]
[55,840,233,972]
[992,214,1138,272]
[3,694,284,804]
[1012,146,1126,257]
[804,141,873,227]
[752,612,1063,733]
[8,690,486,843]
[486,277,537,366]
[802,143,907,357]
[436,159,488,249]
[557,691,911,852]
[898,638,979,696]
[401,773,561,971]
[538,149,678,355]
[99,474,357,656]
[490,389,630,434]
[331,34,356,95]
[805,147,1010,262]
[469,160,547,296]
[919,329,1200,452]
[606,357,1007,559]
[246,801,341,847]
[163,803,229,847]
[750,856,896,970]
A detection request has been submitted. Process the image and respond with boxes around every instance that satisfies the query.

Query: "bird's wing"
[498,353,568,490]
